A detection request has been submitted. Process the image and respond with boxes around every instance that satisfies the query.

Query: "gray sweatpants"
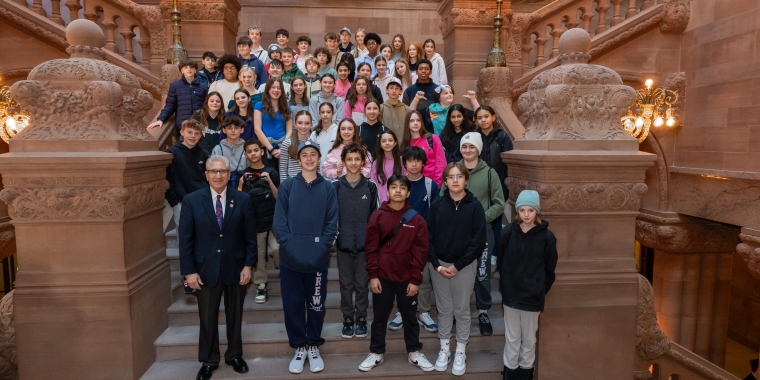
[337,250,370,319]
[503,305,540,369]
[417,262,435,313]
[431,260,477,344]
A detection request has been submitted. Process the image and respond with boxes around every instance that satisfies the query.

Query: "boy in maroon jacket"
[359,175,434,372]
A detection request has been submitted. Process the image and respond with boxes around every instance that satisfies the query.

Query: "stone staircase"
[141,230,507,379]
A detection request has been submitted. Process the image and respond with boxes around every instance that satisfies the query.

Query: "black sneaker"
[478,312,493,336]
[255,283,268,304]
[342,315,355,338]
[355,316,368,338]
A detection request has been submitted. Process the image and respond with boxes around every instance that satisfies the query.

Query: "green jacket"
[282,65,305,84]
[441,159,505,223]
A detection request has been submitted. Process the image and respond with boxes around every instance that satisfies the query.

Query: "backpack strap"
[379,208,419,246]
[424,177,432,208]
[427,135,434,150]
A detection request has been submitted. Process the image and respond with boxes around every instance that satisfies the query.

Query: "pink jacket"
[409,134,446,187]
[344,96,368,124]
[335,78,352,99]
[321,144,373,179]
[370,155,408,202]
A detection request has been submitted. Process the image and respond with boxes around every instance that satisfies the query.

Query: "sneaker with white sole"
[387,311,403,330]
[417,312,438,332]
[255,283,268,304]
[408,351,434,372]
[452,351,466,376]
[308,345,324,372]
[434,349,450,372]
[289,346,307,374]
[358,353,384,371]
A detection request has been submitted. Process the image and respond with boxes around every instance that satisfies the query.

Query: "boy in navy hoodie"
[272,140,338,375]
[359,175,434,373]
[388,146,440,332]
[165,119,209,232]
[333,143,379,339]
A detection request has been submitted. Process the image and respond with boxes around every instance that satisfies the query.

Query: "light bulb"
[645,79,654,88]
[635,117,644,127]
[654,116,664,127]
[6,117,16,131]
[666,117,675,127]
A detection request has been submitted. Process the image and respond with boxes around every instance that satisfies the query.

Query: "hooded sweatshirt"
[441,159,505,224]
[496,220,558,312]
[333,175,379,254]
[381,101,411,137]
[426,189,486,270]
[303,75,322,102]
[408,134,446,187]
[309,92,346,125]
[365,202,429,285]
[272,172,339,273]
[211,138,247,173]
[428,52,448,85]
[164,141,210,207]
[358,121,387,153]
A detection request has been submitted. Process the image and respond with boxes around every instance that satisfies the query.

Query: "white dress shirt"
[211,186,228,218]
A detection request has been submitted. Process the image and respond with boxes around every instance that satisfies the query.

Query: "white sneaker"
[434,349,450,372]
[408,351,434,372]
[289,346,307,374]
[255,283,268,304]
[308,345,324,372]
[417,312,438,332]
[388,311,403,330]
[452,351,466,376]
[358,352,384,371]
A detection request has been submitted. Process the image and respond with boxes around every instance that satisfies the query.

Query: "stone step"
[167,290,503,326]
[154,318,505,361]
[142,350,504,380]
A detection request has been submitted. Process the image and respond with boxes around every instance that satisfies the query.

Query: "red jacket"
[365,202,429,285]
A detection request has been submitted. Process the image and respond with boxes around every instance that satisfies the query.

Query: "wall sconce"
[620,79,678,142]
[0,85,30,144]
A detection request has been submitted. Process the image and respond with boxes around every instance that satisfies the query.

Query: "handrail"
[155,115,177,151]
[655,342,740,380]
[0,0,161,99]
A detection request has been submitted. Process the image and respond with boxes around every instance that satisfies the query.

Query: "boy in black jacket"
[333,143,379,339]
[165,119,209,232]
[496,190,557,380]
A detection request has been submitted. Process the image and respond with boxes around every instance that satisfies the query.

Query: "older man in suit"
[179,154,257,380]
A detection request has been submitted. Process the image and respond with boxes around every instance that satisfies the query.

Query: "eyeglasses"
[206,169,230,176]
[223,66,237,72]
[367,42,377,47]
[446,175,465,181]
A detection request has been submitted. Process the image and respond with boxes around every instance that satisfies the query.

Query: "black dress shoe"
[225,357,249,373]
[196,365,218,380]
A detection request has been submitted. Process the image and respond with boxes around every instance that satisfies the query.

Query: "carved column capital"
[636,212,740,254]
[660,0,690,33]
[636,274,670,361]
[737,229,760,280]
[439,4,498,36]
[476,66,513,105]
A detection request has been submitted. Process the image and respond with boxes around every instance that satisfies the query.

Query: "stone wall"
[729,252,760,351]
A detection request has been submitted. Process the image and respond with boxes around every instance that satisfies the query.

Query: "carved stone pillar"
[611,0,624,26]
[138,39,151,69]
[595,0,610,34]
[49,0,65,25]
[508,29,654,379]
[64,0,82,23]
[120,29,136,62]
[0,20,171,380]
[159,0,241,61]
[737,228,760,364]
[102,21,118,53]
[581,13,595,32]
[534,37,548,65]
[636,211,740,366]
[549,29,563,59]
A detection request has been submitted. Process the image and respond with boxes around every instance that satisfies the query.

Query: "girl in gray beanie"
[496,190,558,380]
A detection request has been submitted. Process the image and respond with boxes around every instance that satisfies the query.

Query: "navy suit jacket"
[178,187,257,288]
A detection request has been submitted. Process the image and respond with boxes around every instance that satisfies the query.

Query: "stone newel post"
[0,20,172,379]
[505,28,655,379]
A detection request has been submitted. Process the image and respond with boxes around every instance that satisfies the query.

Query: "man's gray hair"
[206,154,231,170]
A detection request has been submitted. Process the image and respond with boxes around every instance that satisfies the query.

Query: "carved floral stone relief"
[635,213,740,254]
[507,178,648,212]
[636,274,670,361]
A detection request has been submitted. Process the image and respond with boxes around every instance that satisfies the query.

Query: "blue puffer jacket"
[158,76,209,134]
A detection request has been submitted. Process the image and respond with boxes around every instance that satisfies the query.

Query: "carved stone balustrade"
[0,20,171,379]
[503,28,655,379]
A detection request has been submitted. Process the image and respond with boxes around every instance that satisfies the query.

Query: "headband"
[434,84,451,94]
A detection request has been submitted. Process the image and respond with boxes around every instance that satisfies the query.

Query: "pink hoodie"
[408,134,446,187]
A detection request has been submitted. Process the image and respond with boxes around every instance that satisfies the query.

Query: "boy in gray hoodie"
[212,116,248,188]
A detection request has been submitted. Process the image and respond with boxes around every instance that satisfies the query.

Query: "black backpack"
[243,175,276,231]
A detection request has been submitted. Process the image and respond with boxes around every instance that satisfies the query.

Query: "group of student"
[159,26,557,380]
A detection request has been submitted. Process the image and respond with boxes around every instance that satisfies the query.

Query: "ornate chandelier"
[620,79,678,142]
[0,84,30,144]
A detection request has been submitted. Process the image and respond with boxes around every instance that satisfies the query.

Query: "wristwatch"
[436,266,443,273]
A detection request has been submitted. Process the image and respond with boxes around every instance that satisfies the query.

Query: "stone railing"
[0,0,162,100]
[7,0,166,75]
[508,0,689,95]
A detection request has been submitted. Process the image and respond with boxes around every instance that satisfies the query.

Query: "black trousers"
[197,281,246,366]
[370,277,422,354]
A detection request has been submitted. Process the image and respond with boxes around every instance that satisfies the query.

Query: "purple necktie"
[215,194,223,229]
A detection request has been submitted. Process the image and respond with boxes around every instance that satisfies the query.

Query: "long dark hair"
[440,104,476,152]
[194,91,225,129]
[288,110,313,159]
[401,110,430,150]
[373,129,402,187]
[261,77,292,120]
[228,88,254,124]
[346,76,373,109]
[314,102,334,135]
